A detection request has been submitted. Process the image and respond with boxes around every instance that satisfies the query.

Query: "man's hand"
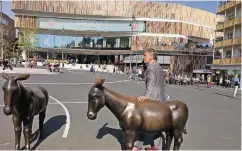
[137,96,148,102]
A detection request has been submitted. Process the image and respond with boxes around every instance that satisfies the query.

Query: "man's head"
[143,48,157,64]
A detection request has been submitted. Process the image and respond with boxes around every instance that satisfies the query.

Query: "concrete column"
[129,37,132,47]
[103,38,106,47]
[116,38,120,48]
[47,52,49,60]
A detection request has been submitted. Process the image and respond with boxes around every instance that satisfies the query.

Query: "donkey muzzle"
[3,106,12,116]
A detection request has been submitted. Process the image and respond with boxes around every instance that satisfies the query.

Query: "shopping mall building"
[11,0,221,73]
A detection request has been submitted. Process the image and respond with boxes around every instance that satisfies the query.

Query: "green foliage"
[233,70,238,75]
[18,27,38,59]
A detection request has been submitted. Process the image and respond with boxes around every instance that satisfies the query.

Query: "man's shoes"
[144,146,158,150]
[132,146,141,151]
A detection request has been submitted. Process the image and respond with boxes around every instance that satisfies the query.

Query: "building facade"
[212,0,241,85]
[0,12,15,59]
[12,0,219,73]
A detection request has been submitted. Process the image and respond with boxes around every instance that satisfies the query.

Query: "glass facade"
[34,34,131,50]
[39,17,146,32]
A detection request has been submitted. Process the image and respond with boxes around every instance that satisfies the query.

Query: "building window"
[38,34,47,48]
[54,35,62,48]
[69,37,76,48]
[120,37,129,48]
[76,37,84,48]
[227,32,233,39]
[106,37,117,48]
[46,35,54,48]
[239,49,241,57]
[226,50,232,58]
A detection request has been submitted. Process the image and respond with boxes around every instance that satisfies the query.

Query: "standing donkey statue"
[2,73,49,150]
[87,77,189,150]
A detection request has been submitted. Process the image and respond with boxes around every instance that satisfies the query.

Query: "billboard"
[39,17,145,32]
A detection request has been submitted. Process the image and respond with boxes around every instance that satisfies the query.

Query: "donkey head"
[2,73,30,115]
[87,77,106,120]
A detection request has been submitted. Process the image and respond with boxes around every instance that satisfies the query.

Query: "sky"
[2,0,218,19]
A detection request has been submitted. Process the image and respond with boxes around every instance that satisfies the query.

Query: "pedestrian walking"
[233,74,240,98]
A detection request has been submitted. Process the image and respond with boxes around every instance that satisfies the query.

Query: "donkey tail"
[37,86,49,104]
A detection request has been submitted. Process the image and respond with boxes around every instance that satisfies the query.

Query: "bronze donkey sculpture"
[2,73,49,150]
[87,77,189,150]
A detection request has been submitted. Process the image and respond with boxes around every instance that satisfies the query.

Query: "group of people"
[130,48,239,150]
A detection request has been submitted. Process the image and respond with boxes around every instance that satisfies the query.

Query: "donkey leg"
[23,118,33,150]
[165,131,173,150]
[124,129,136,150]
[173,130,183,150]
[12,115,22,150]
[39,109,46,139]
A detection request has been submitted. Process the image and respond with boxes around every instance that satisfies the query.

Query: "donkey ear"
[95,77,105,87]
[2,72,9,80]
[14,74,30,81]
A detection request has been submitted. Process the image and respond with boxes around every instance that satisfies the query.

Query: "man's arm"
[144,65,156,99]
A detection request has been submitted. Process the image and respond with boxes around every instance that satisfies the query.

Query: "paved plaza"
[0,69,240,150]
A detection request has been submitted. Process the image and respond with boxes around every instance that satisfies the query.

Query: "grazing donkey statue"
[2,73,49,150]
[87,77,189,150]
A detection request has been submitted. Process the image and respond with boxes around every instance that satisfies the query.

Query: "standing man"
[133,48,166,151]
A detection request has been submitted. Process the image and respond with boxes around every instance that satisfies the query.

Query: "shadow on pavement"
[96,123,125,150]
[29,115,66,150]
[96,123,164,150]
[214,92,239,99]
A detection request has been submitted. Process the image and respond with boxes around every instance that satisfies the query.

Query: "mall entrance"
[77,55,115,64]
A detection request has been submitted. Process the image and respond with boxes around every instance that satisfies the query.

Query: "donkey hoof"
[15,146,20,150]
[24,146,30,150]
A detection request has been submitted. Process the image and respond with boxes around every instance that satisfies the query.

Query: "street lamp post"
[0,0,3,60]
[62,28,64,68]
[129,15,136,69]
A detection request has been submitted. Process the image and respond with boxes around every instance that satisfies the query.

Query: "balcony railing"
[224,19,234,28]
[223,39,233,47]
[233,37,241,45]
[217,1,237,14]
[215,41,223,48]
[217,4,226,13]
[216,22,224,31]
[225,1,236,9]
[234,17,241,25]
[213,57,241,65]
[216,17,241,31]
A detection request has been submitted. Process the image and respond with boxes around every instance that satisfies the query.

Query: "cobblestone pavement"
[0,70,240,150]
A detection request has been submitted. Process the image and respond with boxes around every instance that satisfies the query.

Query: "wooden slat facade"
[131,36,188,51]
[12,0,220,39]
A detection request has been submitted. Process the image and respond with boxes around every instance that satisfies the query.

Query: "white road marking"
[0,80,130,85]
[137,82,170,100]
[212,86,242,93]
[49,95,70,138]
[0,101,88,107]
[0,143,10,146]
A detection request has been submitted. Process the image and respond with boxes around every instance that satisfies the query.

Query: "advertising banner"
[39,17,145,32]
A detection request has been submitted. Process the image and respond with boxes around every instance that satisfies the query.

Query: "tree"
[18,27,38,60]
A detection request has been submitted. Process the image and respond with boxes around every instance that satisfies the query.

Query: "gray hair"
[145,48,157,60]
